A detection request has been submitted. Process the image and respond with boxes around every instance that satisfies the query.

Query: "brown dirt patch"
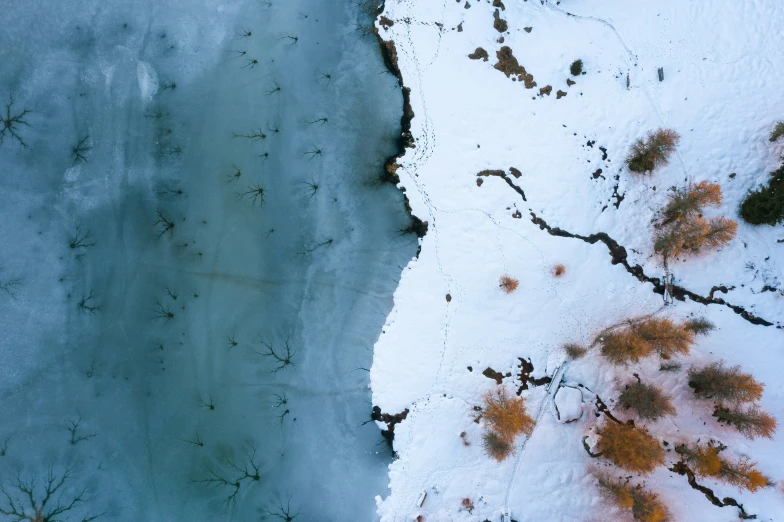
[556,90,567,99]
[493,9,508,33]
[468,47,489,61]
[493,0,505,10]
[509,167,522,178]
[524,26,532,33]
[539,85,552,96]
[566,78,576,86]
[493,46,536,88]
[379,16,394,29]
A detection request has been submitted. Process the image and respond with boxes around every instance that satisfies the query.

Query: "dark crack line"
[477,169,527,201]
[529,212,773,327]
[670,461,757,519]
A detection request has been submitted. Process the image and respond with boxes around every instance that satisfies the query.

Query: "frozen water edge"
[0,0,417,520]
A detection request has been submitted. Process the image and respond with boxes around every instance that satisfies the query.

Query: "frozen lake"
[0,1,416,520]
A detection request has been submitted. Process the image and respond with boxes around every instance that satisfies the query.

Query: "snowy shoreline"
[371,1,784,520]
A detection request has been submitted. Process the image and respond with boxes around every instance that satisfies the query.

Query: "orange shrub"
[597,422,665,475]
[679,443,768,492]
[552,264,566,277]
[483,388,535,442]
[499,275,519,294]
[598,317,697,365]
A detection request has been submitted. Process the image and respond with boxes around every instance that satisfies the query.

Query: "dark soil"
[468,47,489,61]
[493,9,508,33]
[493,46,536,88]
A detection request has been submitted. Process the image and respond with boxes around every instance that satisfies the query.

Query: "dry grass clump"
[618,381,676,421]
[597,422,665,475]
[552,263,566,277]
[627,128,680,174]
[564,343,587,359]
[482,388,535,461]
[499,274,519,294]
[595,471,670,522]
[677,443,769,492]
[654,182,736,259]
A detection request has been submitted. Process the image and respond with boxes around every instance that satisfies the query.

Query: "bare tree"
[253,339,295,373]
[0,465,103,521]
[195,444,261,507]
[0,96,31,148]
[65,415,96,445]
[261,496,299,521]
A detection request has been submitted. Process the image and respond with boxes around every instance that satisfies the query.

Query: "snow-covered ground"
[372,0,784,520]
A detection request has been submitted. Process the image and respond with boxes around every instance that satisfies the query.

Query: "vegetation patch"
[493,46,536,88]
[739,164,784,226]
[468,47,489,61]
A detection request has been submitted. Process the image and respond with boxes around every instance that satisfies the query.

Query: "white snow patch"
[554,386,583,423]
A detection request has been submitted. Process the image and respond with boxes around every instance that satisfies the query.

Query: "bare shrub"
[595,471,670,522]
[597,422,665,475]
[499,275,519,294]
[684,317,715,335]
[688,362,764,404]
[714,404,777,440]
[564,343,587,359]
[618,381,676,421]
[626,128,680,174]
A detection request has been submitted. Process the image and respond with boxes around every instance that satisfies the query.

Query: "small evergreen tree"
[769,121,784,142]
[597,422,665,475]
[684,317,715,335]
[626,129,680,174]
[618,381,676,421]
[739,165,784,226]
[570,59,583,76]
[714,404,777,440]
[688,362,764,404]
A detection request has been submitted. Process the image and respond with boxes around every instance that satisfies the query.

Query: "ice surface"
[0,1,416,520]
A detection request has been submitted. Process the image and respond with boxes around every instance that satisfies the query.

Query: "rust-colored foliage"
[677,443,768,492]
[598,317,696,365]
[618,380,676,421]
[595,471,670,522]
[483,388,535,442]
[688,362,764,404]
[552,264,566,277]
[627,128,680,174]
[599,330,652,365]
[634,318,694,358]
[461,498,474,512]
[499,274,520,294]
[714,404,777,440]
[597,422,665,475]
[654,182,736,259]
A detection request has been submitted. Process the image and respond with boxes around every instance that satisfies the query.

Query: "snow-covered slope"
[372,1,784,520]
